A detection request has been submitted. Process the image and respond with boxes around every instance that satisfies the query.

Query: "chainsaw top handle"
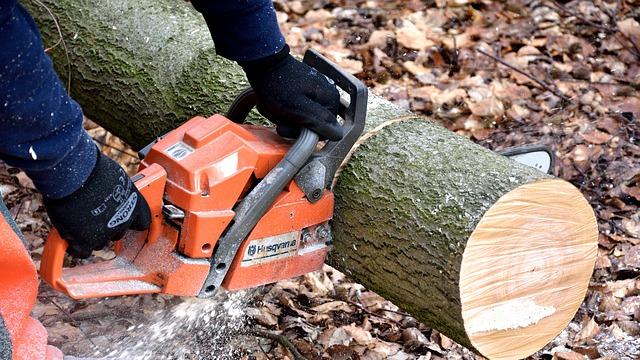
[227,49,368,202]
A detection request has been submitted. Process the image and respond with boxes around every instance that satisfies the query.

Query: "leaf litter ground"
[1,0,639,359]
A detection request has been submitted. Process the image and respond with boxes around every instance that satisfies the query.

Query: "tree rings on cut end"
[459,179,598,360]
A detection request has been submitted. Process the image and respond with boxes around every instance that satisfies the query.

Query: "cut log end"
[459,179,598,360]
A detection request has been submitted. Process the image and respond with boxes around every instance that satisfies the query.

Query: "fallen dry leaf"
[327,328,353,347]
[553,351,587,360]
[617,18,640,40]
[575,318,600,344]
[581,129,612,145]
[623,217,640,238]
[396,20,434,50]
[366,30,394,49]
[468,97,505,118]
[401,327,429,344]
[605,279,640,298]
[312,301,353,314]
[343,324,374,345]
[624,245,640,268]
[15,172,35,190]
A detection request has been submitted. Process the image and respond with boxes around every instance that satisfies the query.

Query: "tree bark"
[25,0,247,149]
[24,1,598,359]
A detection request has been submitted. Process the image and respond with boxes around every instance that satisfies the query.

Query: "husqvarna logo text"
[241,232,299,267]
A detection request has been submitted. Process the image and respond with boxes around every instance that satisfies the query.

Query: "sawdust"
[466,299,556,335]
[103,290,252,359]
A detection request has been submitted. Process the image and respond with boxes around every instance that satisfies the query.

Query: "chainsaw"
[39,50,554,300]
[40,50,367,299]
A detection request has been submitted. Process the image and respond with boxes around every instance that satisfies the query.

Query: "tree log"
[24,1,598,359]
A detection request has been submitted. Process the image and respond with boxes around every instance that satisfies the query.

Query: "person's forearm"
[0,0,97,199]
[190,0,285,62]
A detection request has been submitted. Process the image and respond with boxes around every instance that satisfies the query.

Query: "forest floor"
[1,0,639,359]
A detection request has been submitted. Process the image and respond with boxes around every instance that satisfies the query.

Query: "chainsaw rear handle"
[40,164,167,298]
[40,228,68,291]
[227,49,368,202]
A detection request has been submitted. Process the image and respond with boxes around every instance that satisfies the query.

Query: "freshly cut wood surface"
[460,179,598,360]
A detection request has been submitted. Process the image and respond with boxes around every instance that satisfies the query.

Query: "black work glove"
[239,45,343,140]
[43,151,151,258]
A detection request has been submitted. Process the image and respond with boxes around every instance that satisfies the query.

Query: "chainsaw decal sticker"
[214,152,239,178]
[165,142,194,161]
[241,232,299,267]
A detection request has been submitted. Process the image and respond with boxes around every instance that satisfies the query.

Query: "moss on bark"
[24,0,248,149]
[330,113,547,348]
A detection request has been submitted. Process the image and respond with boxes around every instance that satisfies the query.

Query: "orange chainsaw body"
[41,115,333,299]
[41,49,368,300]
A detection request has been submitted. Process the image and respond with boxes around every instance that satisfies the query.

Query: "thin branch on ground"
[67,307,122,322]
[477,48,574,104]
[91,137,139,159]
[256,340,273,360]
[50,298,101,353]
[448,33,460,75]
[598,0,640,59]
[379,307,411,317]
[12,201,22,223]
[346,299,404,327]
[247,328,308,360]
[561,78,640,91]
[548,0,640,59]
